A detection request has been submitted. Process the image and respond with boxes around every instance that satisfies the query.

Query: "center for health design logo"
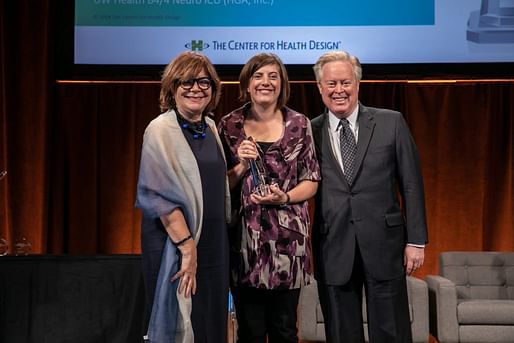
[185,40,210,51]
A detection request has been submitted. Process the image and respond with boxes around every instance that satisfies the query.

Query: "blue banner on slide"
[75,0,434,27]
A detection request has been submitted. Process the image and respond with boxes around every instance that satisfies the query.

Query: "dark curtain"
[1,1,513,280]
[1,0,54,255]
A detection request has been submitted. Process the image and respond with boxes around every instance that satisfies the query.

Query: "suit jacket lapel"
[354,105,375,182]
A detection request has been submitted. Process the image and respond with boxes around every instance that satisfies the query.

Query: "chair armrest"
[299,280,322,341]
[407,276,429,343]
[425,275,459,343]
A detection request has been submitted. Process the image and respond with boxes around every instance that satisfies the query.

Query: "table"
[0,255,148,343]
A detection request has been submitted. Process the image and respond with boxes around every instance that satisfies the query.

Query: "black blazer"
[311,104,428,285]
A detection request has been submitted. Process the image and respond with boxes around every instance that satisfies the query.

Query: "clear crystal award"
[249,158,270,196]
[247,137,271,196]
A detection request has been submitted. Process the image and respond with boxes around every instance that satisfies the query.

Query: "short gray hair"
[313,51,362,83]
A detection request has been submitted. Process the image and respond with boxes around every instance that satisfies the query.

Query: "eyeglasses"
[323,80,353,90]
[178,77,213,90]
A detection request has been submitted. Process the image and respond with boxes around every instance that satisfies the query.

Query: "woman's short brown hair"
[238,53,290,110]
[159,51,221,113]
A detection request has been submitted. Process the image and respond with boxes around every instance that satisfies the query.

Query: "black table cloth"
[0,255,148,343]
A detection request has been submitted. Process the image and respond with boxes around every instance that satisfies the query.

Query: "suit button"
[350,219,355,224]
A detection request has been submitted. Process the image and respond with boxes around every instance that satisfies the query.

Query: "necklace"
[176,111,207,140]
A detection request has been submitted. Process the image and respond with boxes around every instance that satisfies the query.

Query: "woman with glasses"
[218,53,320,343]
[136,51,230,343]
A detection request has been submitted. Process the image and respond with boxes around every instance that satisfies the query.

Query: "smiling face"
[174,70,212,120]
[317,61,360,118]
[247,64,281,108]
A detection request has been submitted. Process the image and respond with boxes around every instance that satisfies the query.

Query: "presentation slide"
[74,0,514,65]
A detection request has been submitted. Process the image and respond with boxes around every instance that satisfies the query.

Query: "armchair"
[426,251,514,343]
[298,276,429,342]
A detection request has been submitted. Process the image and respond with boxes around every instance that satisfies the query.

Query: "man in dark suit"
[310,51,428,343]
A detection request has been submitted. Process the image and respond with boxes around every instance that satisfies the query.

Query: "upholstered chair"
[426,251,514,343]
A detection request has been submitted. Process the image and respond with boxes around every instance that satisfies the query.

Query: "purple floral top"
[218,104,321,290]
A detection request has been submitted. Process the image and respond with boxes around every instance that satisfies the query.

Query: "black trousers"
[317,243,412,343]
[231,287,301,343]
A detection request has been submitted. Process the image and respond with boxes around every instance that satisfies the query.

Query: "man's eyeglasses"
[178,77,213,90]
[323,80,353,90]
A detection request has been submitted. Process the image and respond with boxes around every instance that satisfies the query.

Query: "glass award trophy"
[249,157,270,196]
[467,0,514,43]
[247,137,271,196]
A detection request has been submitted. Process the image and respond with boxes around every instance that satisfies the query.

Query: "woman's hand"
[250,180,318,206]
[237,139,258,168]
[171,239,197,298]
[250,183,289,205]
[228,139,259,189]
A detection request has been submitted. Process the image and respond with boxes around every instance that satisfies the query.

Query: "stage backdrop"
[1,1,513,281]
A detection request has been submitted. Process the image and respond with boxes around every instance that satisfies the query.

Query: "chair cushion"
[459,325,514,343]
[441,252,514,300]
[458,299,514,324]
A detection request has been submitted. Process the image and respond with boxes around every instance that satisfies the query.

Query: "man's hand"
[404,245,425,275]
